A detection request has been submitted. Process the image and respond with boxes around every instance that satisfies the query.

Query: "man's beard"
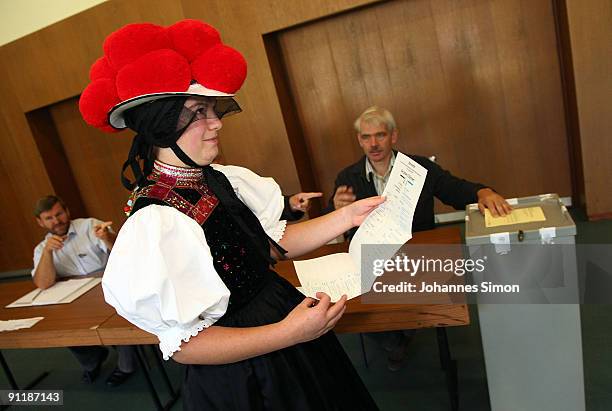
[50,223,69,236]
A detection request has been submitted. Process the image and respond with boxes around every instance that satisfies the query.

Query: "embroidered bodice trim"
[129,161,218,225]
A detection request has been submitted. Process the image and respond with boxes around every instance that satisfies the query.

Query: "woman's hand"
[281,292,347,344]
[343,196,386,227]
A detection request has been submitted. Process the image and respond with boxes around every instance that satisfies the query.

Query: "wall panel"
[49,98,133,228]
[566,0,612,219]
[0,155,38,271]
[1,0,185,112]
[277,0,572,210]
[0,56,53,270]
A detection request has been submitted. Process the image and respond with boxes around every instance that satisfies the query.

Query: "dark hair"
[34,195,66,217]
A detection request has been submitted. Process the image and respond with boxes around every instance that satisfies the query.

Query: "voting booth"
[465,194,585,411]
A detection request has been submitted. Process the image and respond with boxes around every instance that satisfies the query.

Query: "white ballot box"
[465,193,585,411]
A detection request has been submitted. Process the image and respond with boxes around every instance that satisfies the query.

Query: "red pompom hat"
[79,19,247,131]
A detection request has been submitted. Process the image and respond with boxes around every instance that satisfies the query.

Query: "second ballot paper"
[294,152,427,301]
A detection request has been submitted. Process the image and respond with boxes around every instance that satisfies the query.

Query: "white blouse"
[102,165,287,360]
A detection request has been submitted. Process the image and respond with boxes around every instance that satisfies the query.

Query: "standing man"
[324,106,511,370]
[32,195,135,386]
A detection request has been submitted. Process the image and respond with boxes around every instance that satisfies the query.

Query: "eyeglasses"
[176,97,242,130]
[184,97,241,120]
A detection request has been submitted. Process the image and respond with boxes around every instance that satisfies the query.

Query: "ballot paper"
[294,153,427,301]
[294,254,361,300]
[6,278,102,308]
[0,317,44,332]
[484,206,546,228]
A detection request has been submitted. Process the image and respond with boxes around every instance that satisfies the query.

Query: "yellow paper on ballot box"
[484,206,546,228]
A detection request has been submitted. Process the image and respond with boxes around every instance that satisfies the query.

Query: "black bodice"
[202,200,274,312]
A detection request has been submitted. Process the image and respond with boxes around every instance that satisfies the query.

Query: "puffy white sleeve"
[102,205,230,360]
[211,164,286,242]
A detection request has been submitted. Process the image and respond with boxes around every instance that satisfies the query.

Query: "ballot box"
[465,193,585,411]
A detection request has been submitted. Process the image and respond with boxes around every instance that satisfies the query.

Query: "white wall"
[0,0,107,46]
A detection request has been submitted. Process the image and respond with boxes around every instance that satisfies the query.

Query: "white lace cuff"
[158,316,217,360]
[268,220,287,243]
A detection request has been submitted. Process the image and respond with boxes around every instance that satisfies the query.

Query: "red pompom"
[89,57,115,81]
[115,49,191,101]
[167,19,221,62]
[79,78,120,131]
[81,20,248,132]
[103,23,171,71]
[192,44,247,94]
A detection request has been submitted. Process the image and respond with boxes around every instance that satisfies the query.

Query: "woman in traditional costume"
[79,19,382,410]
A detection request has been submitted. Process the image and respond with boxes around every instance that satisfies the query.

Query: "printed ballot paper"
[294,153,427,301]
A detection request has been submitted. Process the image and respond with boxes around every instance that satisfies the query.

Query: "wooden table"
[0,226,468,348]
[0,226,467,411]
[0,279,177,410]
[0,281,114,348]
[96,225,469,344]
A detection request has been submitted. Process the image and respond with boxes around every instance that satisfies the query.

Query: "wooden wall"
[276,0,572,210]
[0,58,54,269]
[49,99,133,227]
[565,0,612,219]
[0,0,609,271]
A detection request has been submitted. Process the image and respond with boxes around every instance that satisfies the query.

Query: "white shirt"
[32,218,111,277]
[102,165,287,360]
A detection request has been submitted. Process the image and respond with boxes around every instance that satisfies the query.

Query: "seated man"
[324,106,511,369]
[324,105,511,237]
[32,195,135,386]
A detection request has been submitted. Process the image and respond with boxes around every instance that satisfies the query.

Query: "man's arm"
[322,170,358,215]
[32,236,64,289]
[281,195,304,221]
[322,174,344,215]
[93,221,117,251]
[430,161,510,216]
[429,161,486,210]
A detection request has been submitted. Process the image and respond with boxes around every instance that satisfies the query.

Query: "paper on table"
[294,153,427,301]
[6,278,102,308]
[0,317,44,332]
[485,206,546,228]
